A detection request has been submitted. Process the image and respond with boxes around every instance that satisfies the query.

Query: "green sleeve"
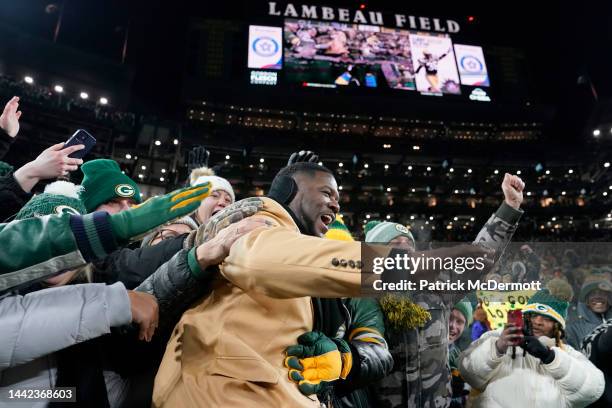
[0,214,79,275]
[345,297,387,339]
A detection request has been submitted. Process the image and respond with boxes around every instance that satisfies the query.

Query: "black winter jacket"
[0,173,31,222]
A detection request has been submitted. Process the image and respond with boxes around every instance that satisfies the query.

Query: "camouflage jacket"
[372,202,523,408]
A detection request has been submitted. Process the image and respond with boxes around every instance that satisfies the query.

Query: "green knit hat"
[523,289,569,329]
[364,220,415,246]
[16,181,86,220]
[453,298,473,326]
[80,159,141,212]
[0,161,13,177]
[325,214,354,241]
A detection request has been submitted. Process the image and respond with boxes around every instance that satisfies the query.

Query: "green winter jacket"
[0,212,118,293]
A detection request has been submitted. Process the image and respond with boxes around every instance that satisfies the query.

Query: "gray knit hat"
[364,220,415,246]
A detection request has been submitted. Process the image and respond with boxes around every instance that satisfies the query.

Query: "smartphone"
[507,309,524,331]
[64,129,96,159]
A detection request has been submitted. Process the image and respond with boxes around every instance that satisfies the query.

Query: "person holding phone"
[0,141,84,221]
[459,289,604,407]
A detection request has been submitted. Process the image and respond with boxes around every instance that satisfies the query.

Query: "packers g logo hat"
[115,184,136,198]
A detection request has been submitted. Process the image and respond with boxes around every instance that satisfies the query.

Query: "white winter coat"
[459,329,605,408]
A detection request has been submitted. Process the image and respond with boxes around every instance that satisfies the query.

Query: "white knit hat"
[190,167,235,202]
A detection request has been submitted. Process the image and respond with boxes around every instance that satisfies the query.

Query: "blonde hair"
[189,167,215,186]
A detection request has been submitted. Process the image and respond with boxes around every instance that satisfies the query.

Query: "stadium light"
[494,169,499,174]
[225,155,230,160]
[364,163,369,168]
[154,140,161,146]
[562,191,566,195]
[99,97,108,105]
[339,185,343,190]
[384,164,389,170]
[260,158,265,163]
[173,139,179,145]
[79,92,89,99]
[161,169,166,174]
[545,170,551,175]
[138,174,144,179]
[426,166,431,171]
[338,162,343,167]
[407,165,413,170]
[386,215,391,220]
[467,168,472,173]
[160,177,165,182]
[516,170,521,175]
[568,169,574,174]
[125,153,132,159]
[413,145,420,151]
[366,214,371,219]
[605,162,610,168]
[449,168,454,173]
[24,76,34,84]
[318,161,323,166]
[593,129,601,137]
[54,85,64,93]
[141,165,146,170]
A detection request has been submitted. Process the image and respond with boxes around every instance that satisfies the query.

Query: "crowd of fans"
[0,94,611,408]
[0,75,136,130]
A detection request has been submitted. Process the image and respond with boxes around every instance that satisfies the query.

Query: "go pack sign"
[478,290,536,330]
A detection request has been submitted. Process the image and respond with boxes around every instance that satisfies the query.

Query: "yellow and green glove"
[110,183,211,242]
[284,331,353,396]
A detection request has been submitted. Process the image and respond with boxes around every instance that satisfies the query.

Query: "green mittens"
[284,331,353,396]
[110,183,211,242]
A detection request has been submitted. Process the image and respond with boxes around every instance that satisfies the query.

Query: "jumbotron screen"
[248,19,490,100]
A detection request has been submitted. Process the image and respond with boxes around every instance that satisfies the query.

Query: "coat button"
[332,258,340,266]
[340,259,348,267]
[356,261,363,269]
[348,260,356,268]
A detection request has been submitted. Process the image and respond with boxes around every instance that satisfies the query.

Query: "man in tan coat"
[152,162,490,407]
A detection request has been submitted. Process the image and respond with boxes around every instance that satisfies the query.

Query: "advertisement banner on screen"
[410,33,460,95]
[454,44,490,87]
[248,26,283,70]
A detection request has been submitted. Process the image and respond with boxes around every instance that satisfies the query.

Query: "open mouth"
[320,214,334,226]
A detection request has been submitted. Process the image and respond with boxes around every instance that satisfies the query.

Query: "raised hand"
[502,173,525,209]
[0,96,22,137]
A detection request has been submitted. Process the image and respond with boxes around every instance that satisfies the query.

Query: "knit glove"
[194,197,265,245]
[187,146,210,174]
[110,183,211,242]
[287,150,319,165]
[284,331,353,396]
[522,335,555,364]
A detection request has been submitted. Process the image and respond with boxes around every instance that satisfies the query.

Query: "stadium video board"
[247,17,491,101]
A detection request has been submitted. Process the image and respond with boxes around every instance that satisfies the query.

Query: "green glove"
[109,183,211,242]
[284,331,353,396]
[194,197,265,245]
